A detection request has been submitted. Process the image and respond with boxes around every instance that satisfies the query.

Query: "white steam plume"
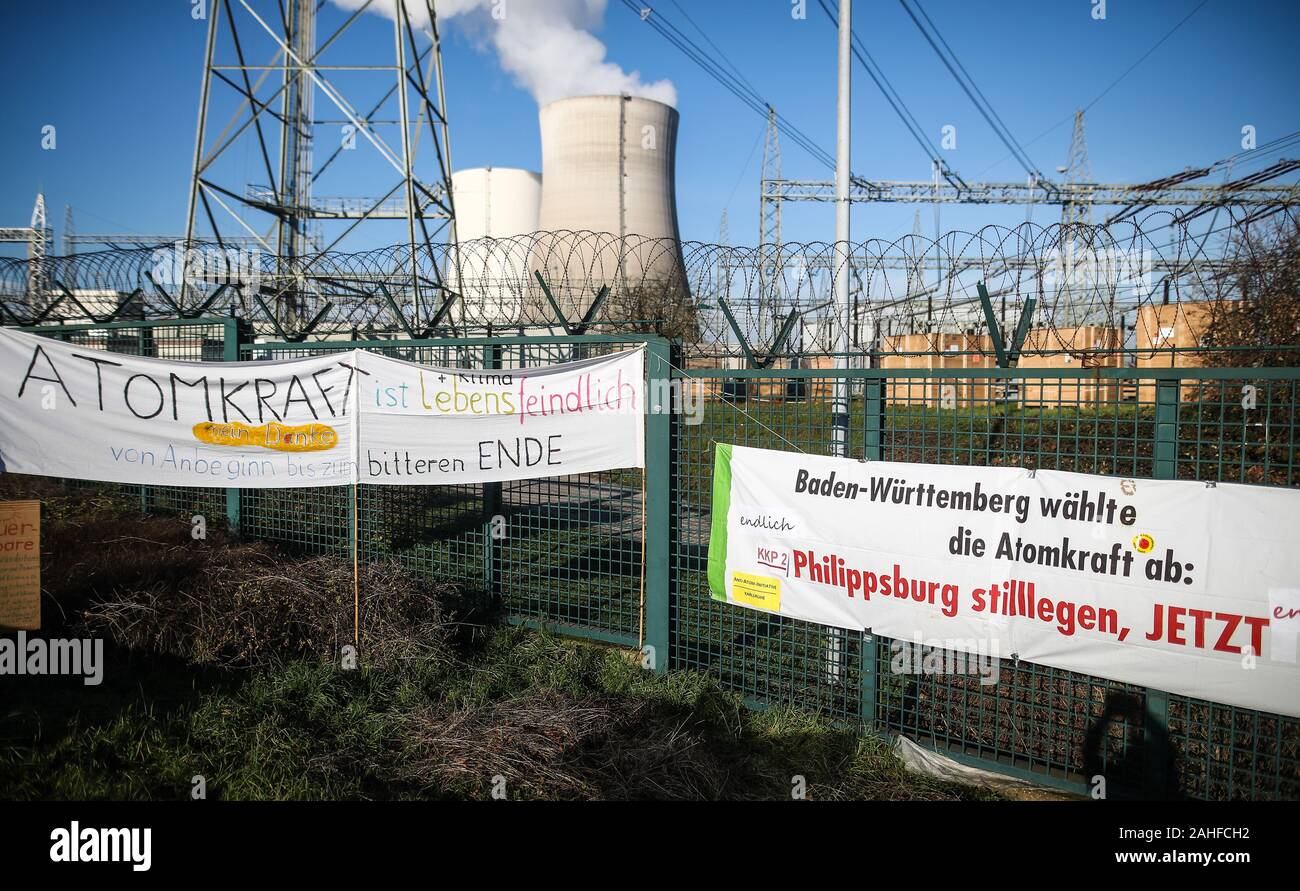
[330,0,676,107]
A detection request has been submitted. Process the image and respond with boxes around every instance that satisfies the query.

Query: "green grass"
[0,627,999,801]
[0,471,991,801]
[682,392,1296,497]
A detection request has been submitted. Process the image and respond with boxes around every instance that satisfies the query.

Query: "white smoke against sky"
[330,0,677,107]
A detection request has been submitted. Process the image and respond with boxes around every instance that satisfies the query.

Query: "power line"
[1105,132,1300,224]
[898,0,1044,181]
[622,1,862,181]
[1082,0,1213,117]
[815,0,965,187]
[724,120,767,210]
[1216,131,1300,172]
[975,0,1214,178]
[666,0,763,101]
[913,0,1037,177]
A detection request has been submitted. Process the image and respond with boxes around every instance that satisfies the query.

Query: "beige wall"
[1134,301,1221,401]
[1017,326,1123,406]
[879,333,996,407]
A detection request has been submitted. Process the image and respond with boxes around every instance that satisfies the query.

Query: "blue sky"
[1,0,1297,256]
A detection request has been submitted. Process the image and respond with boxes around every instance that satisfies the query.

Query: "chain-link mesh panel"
[240,338,650,640]
[1170,377,1298,487]
[671,376,868,723]
[1167,696,1300,800]
[474,341,647,639]
[873,645,1153,792]
[18,318,1297,799]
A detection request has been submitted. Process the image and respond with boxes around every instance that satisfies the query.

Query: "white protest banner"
[0,327,646,489]
[355,347,644,485]
[708,443,1300,718]
[0,327,359,487]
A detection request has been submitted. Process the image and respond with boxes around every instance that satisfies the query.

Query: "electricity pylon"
[757,105,782,344]
[182,0,455,324]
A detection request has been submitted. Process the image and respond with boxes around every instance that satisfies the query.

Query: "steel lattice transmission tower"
[28,193,48,301]
[759,105,782,258]
[1061,109,1094,228]
[906,207,924,298]
[62,204,75,257]
[183,0,456,321]
[757,105,783,343]
[0,194,52,307]
[1059,109,1094,324]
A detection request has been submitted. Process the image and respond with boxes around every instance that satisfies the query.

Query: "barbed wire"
[2,208,1293,359]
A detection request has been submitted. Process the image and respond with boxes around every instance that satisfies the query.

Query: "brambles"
[0,477,993,800]
[606,280,699,341]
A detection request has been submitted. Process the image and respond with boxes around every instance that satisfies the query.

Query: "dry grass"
[395,690,732,800]
[1,476,992,801]
[1,474,451,669]
[79,551,452,670]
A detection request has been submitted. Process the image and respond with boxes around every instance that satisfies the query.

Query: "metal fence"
[233,334,672,650]
[8,216,1299,364]
[672,364,1298,800]
[19,317,1299,800]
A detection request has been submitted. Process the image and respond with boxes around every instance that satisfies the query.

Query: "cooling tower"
[448,167,542,326]
[453,167,542,240]
[533,95,688,324]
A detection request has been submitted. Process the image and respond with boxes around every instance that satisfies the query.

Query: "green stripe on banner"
[707,443,733,602]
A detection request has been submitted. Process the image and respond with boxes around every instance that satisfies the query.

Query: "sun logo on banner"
[1132,533,1155,554]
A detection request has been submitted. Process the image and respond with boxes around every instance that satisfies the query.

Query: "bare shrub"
[79,550,452,669]
[395,691,731,800]
[1200,216,1300,367]
[606,280,699,341]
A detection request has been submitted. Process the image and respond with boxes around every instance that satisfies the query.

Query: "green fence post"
[863,373,884,462]
[222,317,243,536]
[643,337,672,674]
[138,323,151,515]
[1143,377,1180,797]
[483,343,504,600]
[1154,379,1179,480]
[975,282,1009,368]
[860,369,885,728]
[860,630,878,732]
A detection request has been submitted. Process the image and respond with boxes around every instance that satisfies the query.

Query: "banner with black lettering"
[355,348,644,485]
[0,328,358,487]
[0,328,645,488]
[707,443,1300,717]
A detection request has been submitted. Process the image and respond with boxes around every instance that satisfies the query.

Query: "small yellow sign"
[192,420,338,452]
[0,500,40,630]
[732,570,781,612]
